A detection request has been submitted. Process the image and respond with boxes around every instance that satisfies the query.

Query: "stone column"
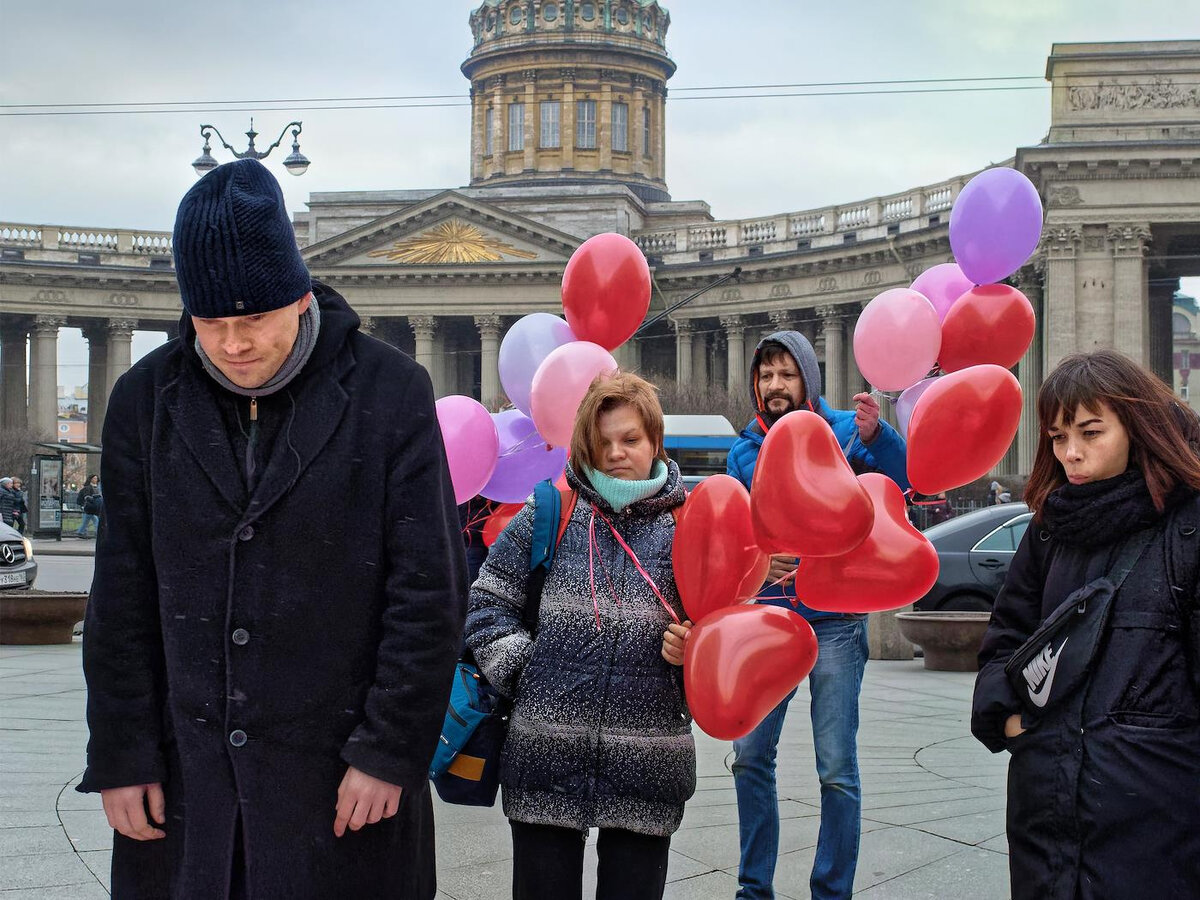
[409,315,439,394]
[489,76,505,174]
[631,74,648,177]
[721,315,746,393]
[82,323,109,445]
[1043,226,1081,370]
[598,75,613,171]
[613,339,640,373]
[1,317,29,431]
[475,314,503,408]
[712,332,728,394]
[28,315,64,438]
[673,319,694,386]
[106,319,136,400]
[1149,277,1179,386]
[1109,224,1152,368]
[691,327,709,390]
[470,82,486,180]
[817,305,844,408]
[1015,266,1045,474]
[561,68,576,171]
[522,70,537,171]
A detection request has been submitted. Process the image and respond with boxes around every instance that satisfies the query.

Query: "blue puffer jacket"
[728,330,910,621]
[465,460,695,837]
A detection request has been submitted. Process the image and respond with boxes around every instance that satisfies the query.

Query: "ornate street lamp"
[191,119,310,177]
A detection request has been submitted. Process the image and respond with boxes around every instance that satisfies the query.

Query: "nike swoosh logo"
[1028,637,1068,708]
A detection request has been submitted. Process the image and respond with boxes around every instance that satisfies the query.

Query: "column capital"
[358,316,376,335]
[1106,223,1152,256]
[815,304,843,322]
[33,315,66,333]
[1040,224,1082,259]
[767,310,794,331]
[719,315,745,332]
[107,317,137,336]
[474,314,503,335]
[670,318,696,335]
[409,315,438,336]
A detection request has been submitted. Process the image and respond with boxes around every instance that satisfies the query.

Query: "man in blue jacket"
[726,331,909,900]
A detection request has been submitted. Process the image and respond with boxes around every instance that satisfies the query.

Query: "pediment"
[303,191,580,268]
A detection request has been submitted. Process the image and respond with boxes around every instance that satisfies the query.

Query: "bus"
[662,415,739,488]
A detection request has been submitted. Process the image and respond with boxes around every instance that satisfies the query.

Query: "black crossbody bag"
[1004,526,1157,719]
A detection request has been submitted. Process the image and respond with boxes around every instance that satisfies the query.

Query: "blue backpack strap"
[528,479,561,574]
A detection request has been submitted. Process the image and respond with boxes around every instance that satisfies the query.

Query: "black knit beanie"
[172,158,311,317]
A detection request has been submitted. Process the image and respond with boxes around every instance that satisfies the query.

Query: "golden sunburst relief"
[367,219,540,264]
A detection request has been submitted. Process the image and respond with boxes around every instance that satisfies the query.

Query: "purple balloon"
[498,314,577,417]
[949,168,1044,286]
[895,377,938,440]
[479,410,568,503]
[910,264,974,323]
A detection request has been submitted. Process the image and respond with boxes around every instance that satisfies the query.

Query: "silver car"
[0,522,37,589]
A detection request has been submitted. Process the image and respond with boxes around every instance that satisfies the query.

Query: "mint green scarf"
[583,459,669,513]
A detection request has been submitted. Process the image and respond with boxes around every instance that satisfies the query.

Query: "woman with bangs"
[465,372,695,900]
[971,348,1200,900]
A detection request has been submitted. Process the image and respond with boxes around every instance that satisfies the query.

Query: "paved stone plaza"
[0,639,1011,899]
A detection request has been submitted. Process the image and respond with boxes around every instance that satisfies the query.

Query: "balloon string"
[499,432,547,458]
[593,508,681,625]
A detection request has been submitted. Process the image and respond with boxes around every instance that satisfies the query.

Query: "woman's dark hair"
[87,473,98,483]
[1025,349,1200,515]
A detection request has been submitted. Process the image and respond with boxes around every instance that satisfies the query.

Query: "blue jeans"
[76,513,99,537]
[732,615,869,900]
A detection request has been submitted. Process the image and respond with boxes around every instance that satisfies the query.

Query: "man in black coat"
[79,158,467,899]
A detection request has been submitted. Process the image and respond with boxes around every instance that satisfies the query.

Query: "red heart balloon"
[750,411,875,557]
[938,284,1036,373]
[482,502,525,547]
[673,475,770,622]
[797,473,940,613]
[561,233,651,351]
[684,605,818,740]
[907,365,1022,495]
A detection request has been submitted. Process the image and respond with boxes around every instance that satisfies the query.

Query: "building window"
[576,99,596,148]
[509,5,523,26]
[543,2,558,21]
[540,100,560,148]
[508,102,525,152]
[612,102,628,152]
[581,2,596,21]
[485,108,494,155]
[642,106,651,156]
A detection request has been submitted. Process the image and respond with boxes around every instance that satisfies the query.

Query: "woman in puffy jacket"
[971,349,1200,900]
[466,372,694,900]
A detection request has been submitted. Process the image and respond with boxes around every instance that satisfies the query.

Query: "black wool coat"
[80,284,467,899]
[972,490,1200,900]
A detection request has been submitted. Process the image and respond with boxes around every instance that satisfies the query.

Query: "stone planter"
[894,611,992,672]
[0,592,88,645]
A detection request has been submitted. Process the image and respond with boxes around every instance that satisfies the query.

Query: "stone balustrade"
[633,169,981,262]
[0,223,173,265]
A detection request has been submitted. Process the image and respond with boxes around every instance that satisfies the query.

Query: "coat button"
[229,730,248,748]
[238,526,254,541]
[231,628,250,646]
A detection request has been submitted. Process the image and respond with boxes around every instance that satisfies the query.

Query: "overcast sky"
[2,1,1196,388]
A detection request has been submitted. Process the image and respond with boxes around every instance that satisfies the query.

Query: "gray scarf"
[195,299,321,397]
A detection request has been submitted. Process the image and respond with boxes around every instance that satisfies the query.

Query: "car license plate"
[0,571,26,587]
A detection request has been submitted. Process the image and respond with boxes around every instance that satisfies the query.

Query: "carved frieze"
[368,220,538,264]
[31,289,66,304]
[1068,77,1200,112]
[720,287,742,302]
[816,276,838,293]
[1047,186,1084,207]
[109,293,139,307]
[862,270,882,287]
[769,283,793,299]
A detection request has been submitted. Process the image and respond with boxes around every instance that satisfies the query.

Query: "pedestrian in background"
[79,158,466,899]
[0,477,17,528]
[972,348,1200,899]
[10,477,28,534]
[75,474,101,538]
[466,372,694,900]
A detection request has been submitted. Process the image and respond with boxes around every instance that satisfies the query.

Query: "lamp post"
[191,119,310,177]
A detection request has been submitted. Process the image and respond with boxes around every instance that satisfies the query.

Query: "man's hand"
[852,392,881,443]
[101,783,166,841]
[334,767,402,837]
[662,620,693,666]
[767,554,798,585]
[1004,714,1026,740]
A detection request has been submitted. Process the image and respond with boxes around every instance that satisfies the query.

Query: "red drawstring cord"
[587,506,681,630]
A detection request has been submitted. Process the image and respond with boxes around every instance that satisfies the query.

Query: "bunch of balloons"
[435,232,651,508]
[853,166,1041,495]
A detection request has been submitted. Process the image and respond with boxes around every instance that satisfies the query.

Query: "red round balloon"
[906,365,1023,495]
[684,605,818,741]
[561,233,652,350]
[797,474,940,613]
[482,502,525,547]
[750,411,875,557]
[939,284,1036,373]
[673,475,770,622]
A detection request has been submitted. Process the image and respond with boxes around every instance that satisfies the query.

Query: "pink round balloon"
[853,289,942,392]
[529,341,619,448]
[435,395,500,504]
[910,263,975,322]
[895,377,938,439]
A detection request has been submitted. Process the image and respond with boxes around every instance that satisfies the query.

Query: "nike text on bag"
[1003,527,1156,719]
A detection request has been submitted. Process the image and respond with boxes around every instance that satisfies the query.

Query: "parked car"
[915,502,1032,611]
[0,521,37,590]
[663,414,737,489]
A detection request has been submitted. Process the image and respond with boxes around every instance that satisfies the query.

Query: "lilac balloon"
[949,168,1044,286]
[498,314,577,416]
[435,395,500,504]
[910,264,974,323]
[480,410,568,503]
[895,377,938,439]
